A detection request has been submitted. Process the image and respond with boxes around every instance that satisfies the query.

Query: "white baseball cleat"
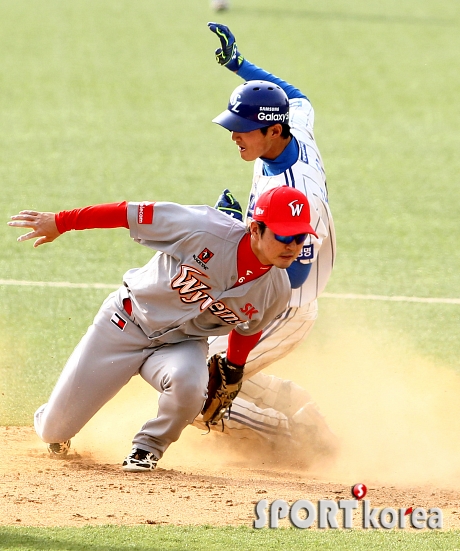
[47,440,71,457]
[122,448,159,472]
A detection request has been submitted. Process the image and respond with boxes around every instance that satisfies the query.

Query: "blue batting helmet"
[212,80,289,132]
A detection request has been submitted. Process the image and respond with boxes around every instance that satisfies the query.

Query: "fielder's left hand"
[208,22,243,71]
[8,210,61,247]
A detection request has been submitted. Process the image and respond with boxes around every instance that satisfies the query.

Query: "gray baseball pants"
[34,290,209,459]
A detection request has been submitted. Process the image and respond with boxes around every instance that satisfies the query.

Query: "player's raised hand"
[214,189,243,221]
[207,22,243,71]
[8,210,61,247]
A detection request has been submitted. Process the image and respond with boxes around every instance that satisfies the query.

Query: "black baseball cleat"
[122,448,159,472]
[48,440,71,457]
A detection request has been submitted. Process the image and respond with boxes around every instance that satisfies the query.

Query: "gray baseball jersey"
[124,201,291,342]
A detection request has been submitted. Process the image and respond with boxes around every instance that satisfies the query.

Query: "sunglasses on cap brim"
[274,233,308,245]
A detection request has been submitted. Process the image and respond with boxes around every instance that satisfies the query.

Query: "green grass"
[1,0,460,548]
[1,526,460,551]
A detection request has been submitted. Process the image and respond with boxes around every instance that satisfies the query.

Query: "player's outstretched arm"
[208,22,307,101]
[9,202,130,248]
[8,210,61,248]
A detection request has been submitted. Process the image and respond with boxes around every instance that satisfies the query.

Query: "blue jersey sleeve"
[286,260,312,289]
[236,60,307,101]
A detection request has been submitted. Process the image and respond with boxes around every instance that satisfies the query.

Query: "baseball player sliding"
[8,187,317,471]
[192,23,337,459]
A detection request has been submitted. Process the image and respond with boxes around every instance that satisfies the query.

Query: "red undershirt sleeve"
[55,202,129,234]
[226,329,262,367]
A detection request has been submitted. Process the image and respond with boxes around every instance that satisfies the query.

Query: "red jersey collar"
[233,233,272,288]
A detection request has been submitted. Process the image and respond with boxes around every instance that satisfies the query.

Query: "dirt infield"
[3,340,460,529]
[1,425,460,529]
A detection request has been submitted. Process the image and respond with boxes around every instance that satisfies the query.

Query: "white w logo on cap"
[288,200,304,216]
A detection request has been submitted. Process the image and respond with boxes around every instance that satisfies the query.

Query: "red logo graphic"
[197,248,214,264]
[351,483,367,500]
[138,202,154,224]
[240,302,259,320]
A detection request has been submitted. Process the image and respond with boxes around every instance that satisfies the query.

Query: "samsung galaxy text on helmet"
[257,112,289,123]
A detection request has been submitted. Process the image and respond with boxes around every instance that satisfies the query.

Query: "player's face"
[250,223,304,269]
[231,126,283,161]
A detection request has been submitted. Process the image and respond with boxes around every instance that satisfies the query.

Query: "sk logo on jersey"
[171,265,243,325]
[240,303,259,320]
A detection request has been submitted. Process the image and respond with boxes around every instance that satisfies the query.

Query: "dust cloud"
[70,326,460,489]
[71,376,232,471]
[271,327,460,488]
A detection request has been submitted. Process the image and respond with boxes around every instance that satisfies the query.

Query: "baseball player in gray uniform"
[9,186,317,471]
[192,23,337,458]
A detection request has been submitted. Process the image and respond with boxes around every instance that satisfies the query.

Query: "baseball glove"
[202,353,244,425]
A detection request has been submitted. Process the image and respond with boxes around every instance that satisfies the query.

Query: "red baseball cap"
[253,187,318,238]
